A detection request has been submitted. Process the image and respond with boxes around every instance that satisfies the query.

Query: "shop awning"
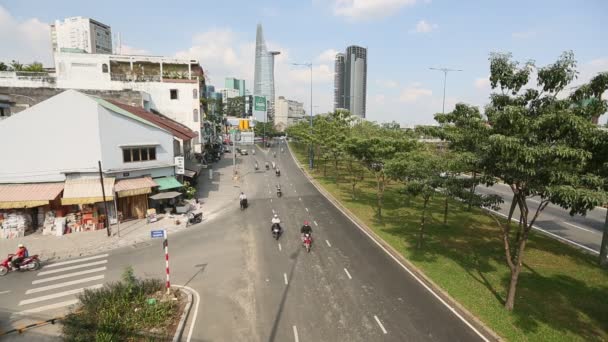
[114,177,158,198]
[183,170,196,179]
[0,183,64,209]
[149,191,182,200]
[62,176,115,205]
[154,177,182,191]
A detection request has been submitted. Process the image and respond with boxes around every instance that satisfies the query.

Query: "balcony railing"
[110,73,161,82]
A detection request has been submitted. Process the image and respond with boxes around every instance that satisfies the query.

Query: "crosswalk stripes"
[14,253,109,316]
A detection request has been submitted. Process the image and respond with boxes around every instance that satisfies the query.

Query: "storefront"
[0,183,64,239]
[150,177,183,214]
[114,177,158,220]
[60,175,116,234]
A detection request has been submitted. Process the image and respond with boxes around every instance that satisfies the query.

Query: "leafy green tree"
[23,62,44,72]
[479,51,608,310]
[226,96,247,117]
[9,60,23,71]
[387,148,445,248]
[0,62,7,71]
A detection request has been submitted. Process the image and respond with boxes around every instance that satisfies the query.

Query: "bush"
[62,267,178,341]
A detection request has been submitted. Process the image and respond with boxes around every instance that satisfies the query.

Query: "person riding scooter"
[275,168,280,176]
[276,184,282,197]
[300,221,313,244]
[255,161,259,170]
[265,162,270,170]
[239,192,248,209]
[11,244,28,269]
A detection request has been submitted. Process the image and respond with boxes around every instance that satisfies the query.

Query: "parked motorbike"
[272,223,282,240]
[187,212,203,226]
[0,254,41,276]
[240,198,248,210]
[303,233,312,253]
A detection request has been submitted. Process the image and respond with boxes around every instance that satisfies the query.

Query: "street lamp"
[291,62,313,170]
[429,67,462,114]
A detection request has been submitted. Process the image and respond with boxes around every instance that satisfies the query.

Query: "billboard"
[253,96,267,122]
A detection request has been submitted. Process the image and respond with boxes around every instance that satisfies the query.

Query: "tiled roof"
[107,100,197,140]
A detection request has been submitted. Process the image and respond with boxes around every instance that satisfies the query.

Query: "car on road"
[240,149,248,155]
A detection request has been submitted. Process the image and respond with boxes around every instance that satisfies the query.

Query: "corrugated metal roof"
[89,96,165,132]
[0,183,64,208]
[62,175,115,205]
[114,177,158,192]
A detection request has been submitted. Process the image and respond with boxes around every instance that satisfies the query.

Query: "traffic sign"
[151,230,165,239]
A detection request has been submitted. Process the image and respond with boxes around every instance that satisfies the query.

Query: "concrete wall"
[106,166,174,180]
[97,105,174,173]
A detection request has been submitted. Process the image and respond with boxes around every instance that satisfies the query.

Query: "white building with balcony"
[0,52,206,152]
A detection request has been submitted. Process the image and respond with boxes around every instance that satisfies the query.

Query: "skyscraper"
[334,45,367,118]
[253,24,280,121]
[225,77,246,96]
[50,17,112,54]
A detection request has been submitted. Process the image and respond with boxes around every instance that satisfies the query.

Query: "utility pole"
[98,161,111,237]
[291,62,314,169]
[429,67,463,114]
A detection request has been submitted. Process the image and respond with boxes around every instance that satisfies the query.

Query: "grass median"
[290,143,608,342]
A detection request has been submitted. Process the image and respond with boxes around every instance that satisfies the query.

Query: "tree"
[344,154,366,199]
[226,96,246,117]
[0,62,7,71]
[387,148,444,248]
[23,62,44,72]
[9,60,23,71]
[478,51,607,310]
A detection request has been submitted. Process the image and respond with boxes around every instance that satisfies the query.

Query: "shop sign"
[151,229,165,239]
[175,156,185,175]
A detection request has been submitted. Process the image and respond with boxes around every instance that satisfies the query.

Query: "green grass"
[62,267,180,342]
[291,143,608,342]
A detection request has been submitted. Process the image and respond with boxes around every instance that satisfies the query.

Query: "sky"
[1,0,607,125]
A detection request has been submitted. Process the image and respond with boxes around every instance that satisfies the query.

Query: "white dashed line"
[272,209,275,214]
[313,221,318,226]
[562,221,595,233]
[325,240,331,247]
[0,290,10,295]
[374,315,388,334]
[293,325,299,342]
[305,208,309,212]
[284,273,288,285]
[344,268,352,279]
[278,243,282,251]
[299,197,302,201]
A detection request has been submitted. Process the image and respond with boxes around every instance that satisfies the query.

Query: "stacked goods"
[0,211,33,239]
[42,210,57,236]
[37,207,45,228]
[54,217,66,237]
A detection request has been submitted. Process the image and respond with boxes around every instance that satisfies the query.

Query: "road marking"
[172,285,200,342]
[326,240,332,247]
[45,254,109,268]
[270,199,273,203]
[32,267,107,284]
[299,197,302,201]
[488,209,599,255]
[0,290,10,294]
[284,273,288,285]
[293,325,299,342]
[19,284,103,306]
[313,221,318,226]
[14,299,80,316]
[305,208,309,212]
[26,275,105,294]
[344,268,352,280]
[374,315,388,334]
[37,260,108,276]
[272,209,275,214]
[278,243,282,251]
[562,221,595,233]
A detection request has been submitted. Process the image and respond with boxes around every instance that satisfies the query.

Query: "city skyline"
[0,1,606,125]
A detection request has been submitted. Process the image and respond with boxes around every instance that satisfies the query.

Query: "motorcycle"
[187,212,203,226]
[255,163,259,171]
[0,254,41,276]
[275,169,280,177]
[276,187,282,198]
[240,198,248,210]
[303,233,312,253]
[265,163,270,170]
[272,224,282,240]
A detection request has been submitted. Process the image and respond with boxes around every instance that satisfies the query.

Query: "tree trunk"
[352,181,357,199]
[418,198,429,248]
[335,158,340,184]
[443,196,449,225]
[376,174,384,219]
[323,158,327,176]
[468,171,477,211]
[599,209,608,267]
[504,263,521,310]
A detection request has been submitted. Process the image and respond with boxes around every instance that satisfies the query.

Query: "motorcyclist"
[271,214,281,225]
[255,161,259,170]
[239,192,248,208]
[275,168,280,176]
[265,161,269,169]
[276,184,282,194]
[271,214,282,234]
[301,221,313,243]
[272,161,276,169]
[11,244,28,269]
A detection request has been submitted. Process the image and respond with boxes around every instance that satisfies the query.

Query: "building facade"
[253,24,280,121]
[218,87,240,105]
[333,46,367,118]
[274,96,305,131]
[0,52,206,152]
[51,17,113,54]
[225,77,246,96]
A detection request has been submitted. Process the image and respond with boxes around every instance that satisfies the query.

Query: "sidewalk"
[0,156,241,262]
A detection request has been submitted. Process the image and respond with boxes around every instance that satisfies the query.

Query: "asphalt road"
[0,140,490,342]
[476,184,606,254]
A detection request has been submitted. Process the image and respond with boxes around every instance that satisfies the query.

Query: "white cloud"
[474,76,490,90]
[119,44,149,55]
[511,30,538,39]
[0,5,51,65]
[399,84,432,103]
[376,79,399,88]
[317,49,339,63]
[333,0,419,21]
[411,19,438,33]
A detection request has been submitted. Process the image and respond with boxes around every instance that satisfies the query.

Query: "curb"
[172,286,193,342]
[287,143,502,342]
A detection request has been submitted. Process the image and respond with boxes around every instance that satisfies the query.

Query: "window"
[170,89,178,100]
[102,64,108,73]
[122,147,157,163]
[193,109,199,122]
[193,89,198,99]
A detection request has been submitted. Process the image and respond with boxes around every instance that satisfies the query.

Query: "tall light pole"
[291,62,313,169]
[429,67,462,114]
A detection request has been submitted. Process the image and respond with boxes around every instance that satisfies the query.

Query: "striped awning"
[62,176,115,205]
[114,177,158,198]
[0,183,64,209]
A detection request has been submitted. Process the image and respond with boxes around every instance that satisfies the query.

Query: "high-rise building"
[218,88,240,105]
[253,24,280,121]
[50,17,112,54]
[334,45,367,118]
[225,77,246,96]
[275,96,306,131]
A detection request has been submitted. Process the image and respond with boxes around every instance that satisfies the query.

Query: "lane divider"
[374,315,388,334]
[344,268,352,280]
